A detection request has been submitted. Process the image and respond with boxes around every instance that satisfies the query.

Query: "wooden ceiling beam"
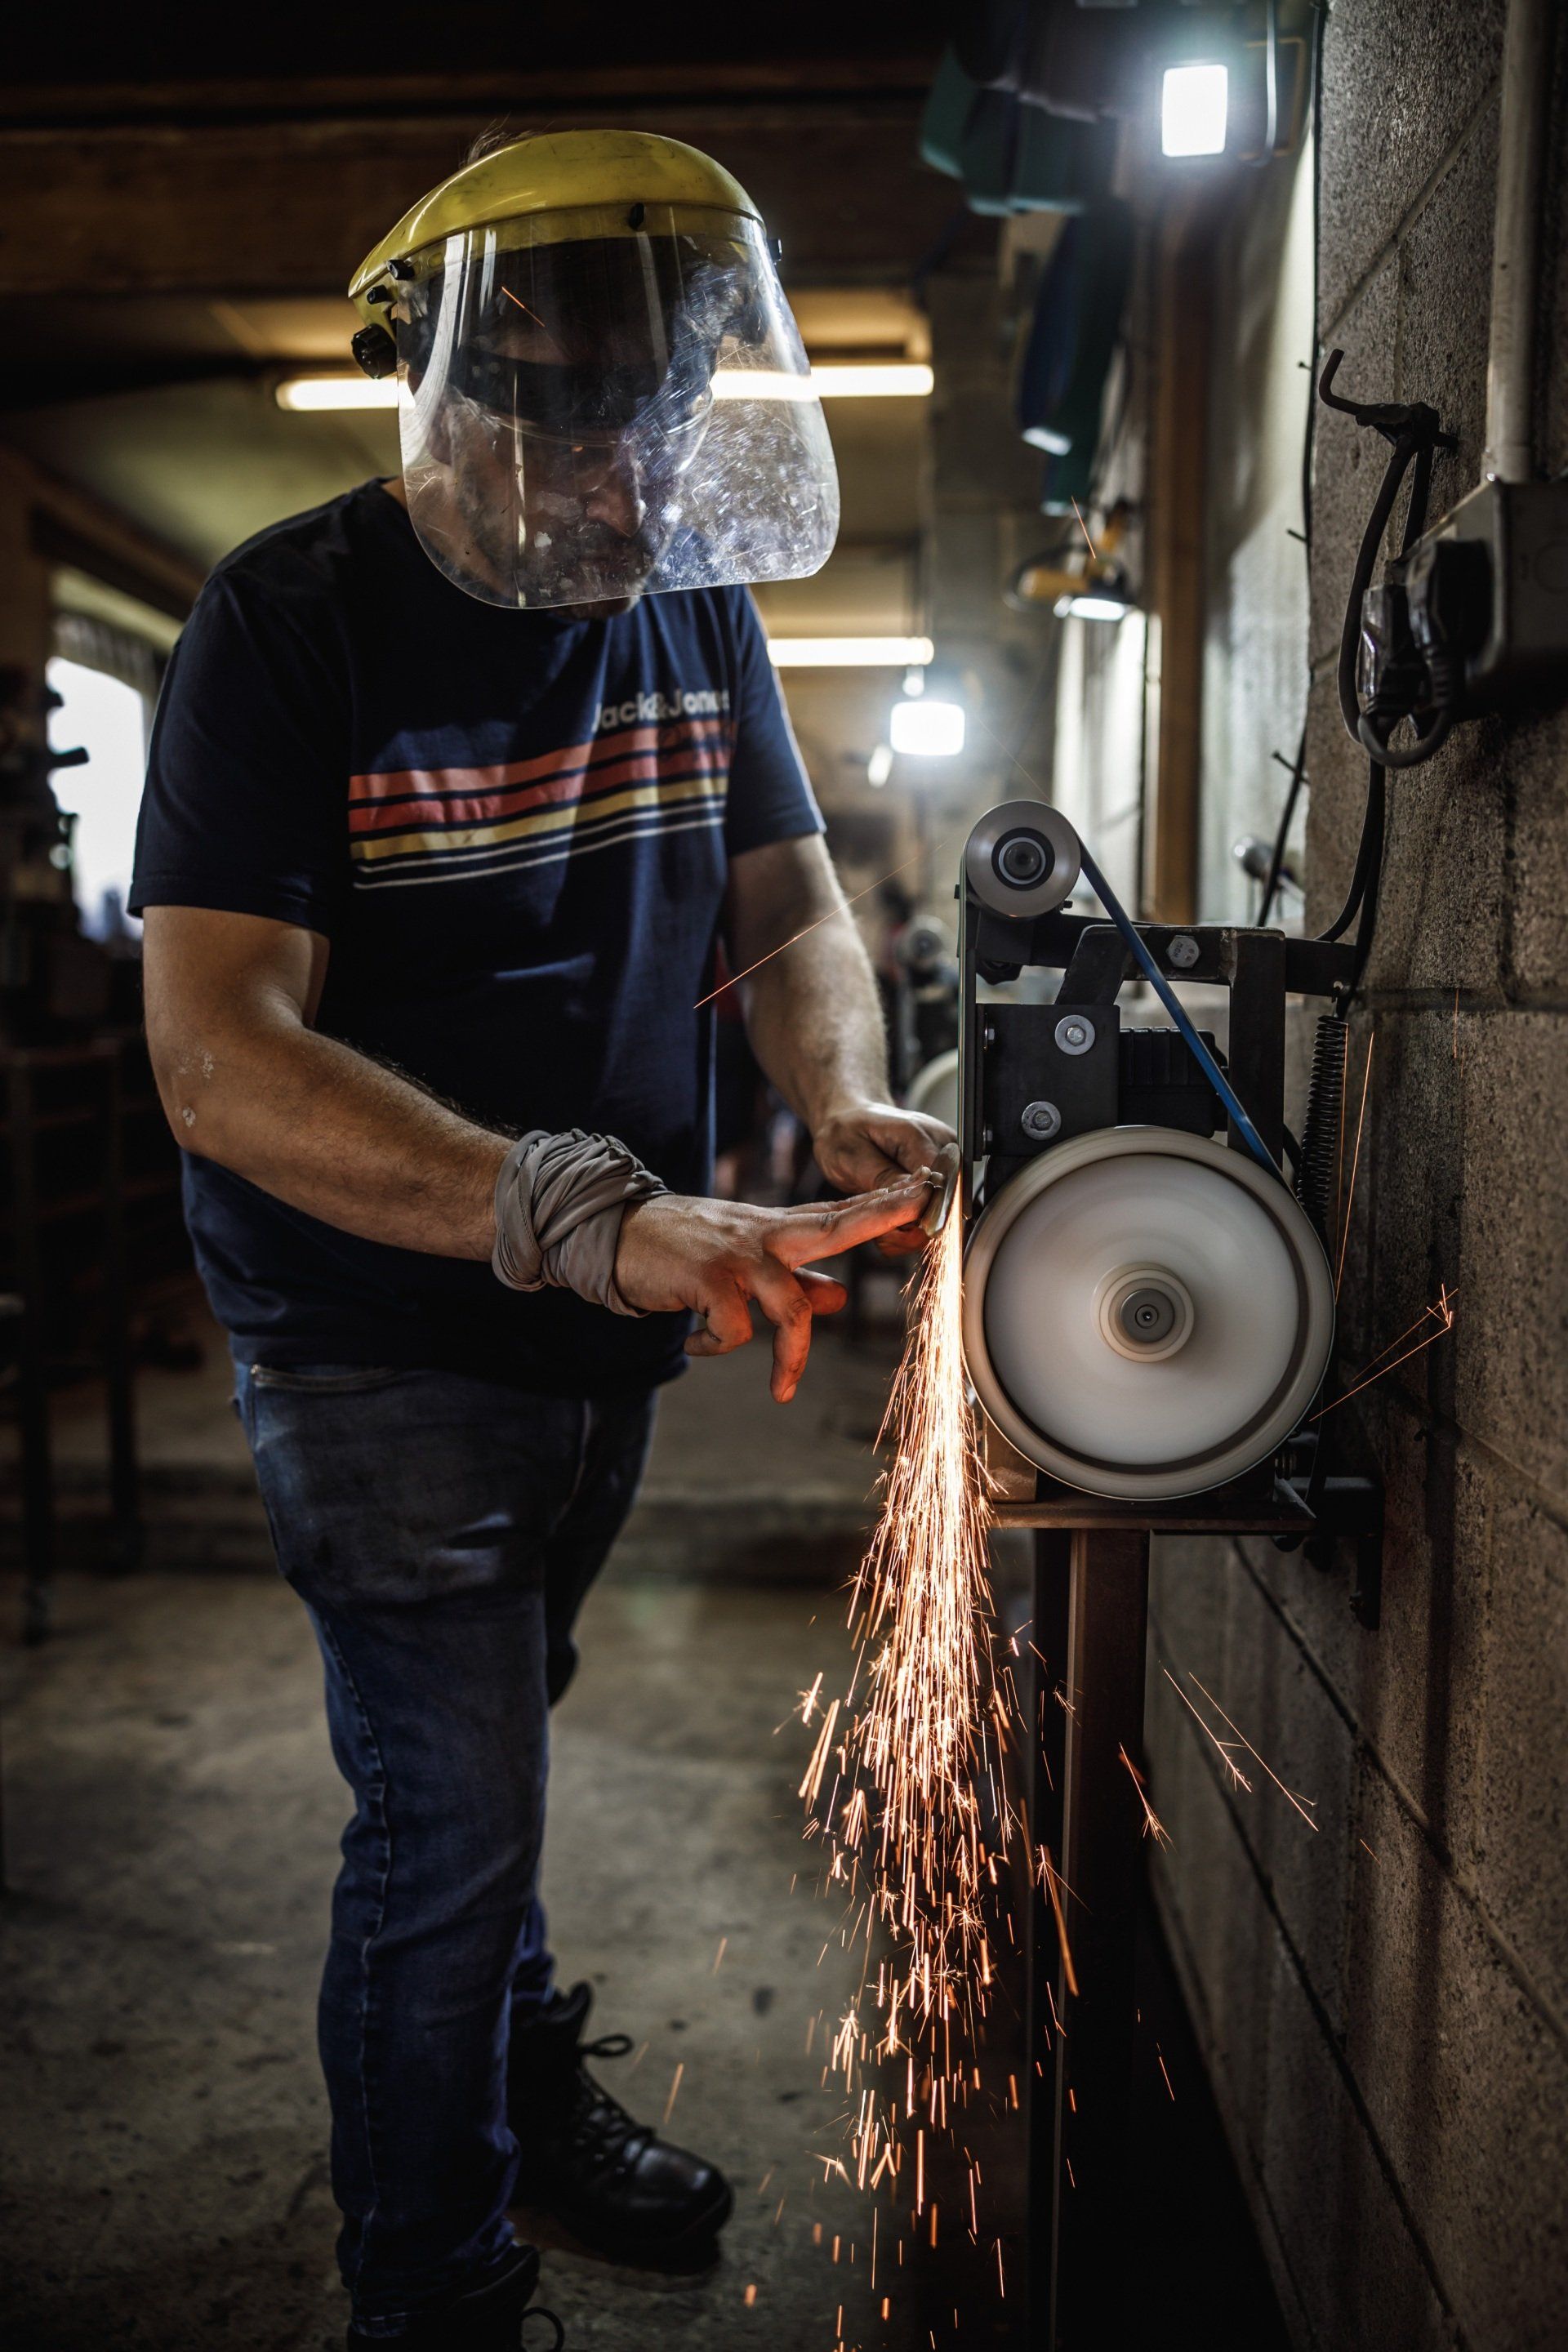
[0,111,957,295]
[0,60,940,130]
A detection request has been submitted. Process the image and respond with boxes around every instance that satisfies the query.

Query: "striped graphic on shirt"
[348,714,731,889]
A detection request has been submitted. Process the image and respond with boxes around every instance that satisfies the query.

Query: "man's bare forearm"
[742,917,890,1130]
[156,1014,507,1260]
[728,842,890,1130]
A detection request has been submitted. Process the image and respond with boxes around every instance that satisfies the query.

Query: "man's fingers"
[798,1268,848,1314]
[683,1282,754,1359]
[775,1177,931,1267]
[749,1260,815,1402]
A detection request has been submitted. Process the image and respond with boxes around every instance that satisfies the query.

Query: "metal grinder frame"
[951,804,1381,2348]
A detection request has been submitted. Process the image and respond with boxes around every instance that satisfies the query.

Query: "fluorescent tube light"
[1161,63,1228,158]
[278,361,934,413]
[889,697,965,756]
[276,376,398,411]
[808,363,932,399]
[767,637,933,669]
[1054,593,1134,624]
[714,363,932,400]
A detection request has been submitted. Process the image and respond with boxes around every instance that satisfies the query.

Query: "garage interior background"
[0,6,1565,2350]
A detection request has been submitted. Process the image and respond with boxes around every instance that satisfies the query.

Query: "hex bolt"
[1167,933,1200,970]
[1054,1013,1096,1057]
[1021,1100,1062,1142]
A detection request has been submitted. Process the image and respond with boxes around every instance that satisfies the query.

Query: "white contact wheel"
[963,1127,1334,1501]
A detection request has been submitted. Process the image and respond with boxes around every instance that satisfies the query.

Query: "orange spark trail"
[1118,1744,1172,1847]
[501,287,550,332]
[1185,1673,1318,1832]
[1071,497,1098,559]
[1161,1667,1253,1793]
[693,849,928,1009]
[1039,1845,1080,1996]
[1343,1286,1461,1388]
[1312,1286,1457,1419]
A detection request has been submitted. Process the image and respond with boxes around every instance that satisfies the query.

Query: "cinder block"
[1195,1546,1360,2032]
[1396,97,1499,523]
[1448,1013,1568,1499]
[1330,1004,1465,1380]
[1148,1533,1231,1695]
[1258,1918,1459,2352]
[1502,699,1568,998]
[1305,1000,1567,1566]
[1317,0,1507,335]
[1474,1482,1568,2016]
[1148,1689,1280,2135]
[1536,15,1568,479]
[1344,1769,1568,2349]
[1352,1410,1491,1881]
[1303,665,1512,1001]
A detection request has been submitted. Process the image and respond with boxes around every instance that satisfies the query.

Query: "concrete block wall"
[1146,7,1568,2346]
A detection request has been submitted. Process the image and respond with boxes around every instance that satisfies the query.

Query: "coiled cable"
[1294,1015,1348,1241]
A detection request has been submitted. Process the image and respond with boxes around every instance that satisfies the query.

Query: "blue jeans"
[234,1360,656,2336]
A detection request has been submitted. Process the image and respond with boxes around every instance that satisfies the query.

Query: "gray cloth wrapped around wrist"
[492,1129,667,1315]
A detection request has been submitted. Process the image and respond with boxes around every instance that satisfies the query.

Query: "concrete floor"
[0,1291,1284,2350]
[1,1298,1024,2352]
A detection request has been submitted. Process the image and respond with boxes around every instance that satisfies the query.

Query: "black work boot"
[345,2241,564,2350]
[507,1983,733,2267]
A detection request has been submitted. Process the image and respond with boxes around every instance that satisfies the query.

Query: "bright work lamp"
[1054,568,1137,624]
[890,697,965,757]
[1160,62,1229,156]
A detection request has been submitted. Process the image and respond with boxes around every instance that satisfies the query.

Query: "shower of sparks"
[1335,1027,1375,1295]
[803,1214,1021,2271]
[1119,1744,1172,1846]
[662,2061,684,2127]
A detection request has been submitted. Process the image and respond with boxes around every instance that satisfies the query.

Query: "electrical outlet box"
[1393,479,1568,705]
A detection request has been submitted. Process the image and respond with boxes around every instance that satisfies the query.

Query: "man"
[133,128,951,2350]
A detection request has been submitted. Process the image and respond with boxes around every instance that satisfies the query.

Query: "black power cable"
[1310,353,1454,989]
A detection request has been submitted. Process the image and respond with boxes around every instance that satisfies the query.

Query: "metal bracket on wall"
[1276,1434,1384,1629]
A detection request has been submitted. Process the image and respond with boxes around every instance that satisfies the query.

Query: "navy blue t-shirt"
[131,479,822,1394]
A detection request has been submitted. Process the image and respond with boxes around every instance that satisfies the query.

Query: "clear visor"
[391,205,840,609]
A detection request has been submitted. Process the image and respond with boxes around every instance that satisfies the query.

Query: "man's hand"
[614,1175,931,1402]
[812,1101,959,1256]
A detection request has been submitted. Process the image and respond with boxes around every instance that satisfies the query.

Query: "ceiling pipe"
[1483,0,1554,483]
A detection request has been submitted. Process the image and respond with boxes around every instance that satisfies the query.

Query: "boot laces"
[571,2032,652,2170]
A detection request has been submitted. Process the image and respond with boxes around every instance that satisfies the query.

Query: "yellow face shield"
[366,198,839,611]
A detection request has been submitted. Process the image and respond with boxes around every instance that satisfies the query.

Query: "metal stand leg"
[1030,1526,1151,2346]
[1026,1532,1071,2337]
